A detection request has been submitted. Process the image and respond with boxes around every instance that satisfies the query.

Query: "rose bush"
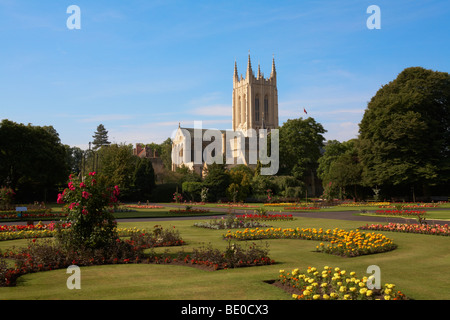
[56,172,120,250]
[0,187,15,210]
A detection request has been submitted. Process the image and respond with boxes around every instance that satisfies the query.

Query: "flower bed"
[283,207,320,210]
[374,210,427,217]
[0,222,72,241]
[337,202,391,207]
[0,223,153,241]
[224,227,397,257]
[276,266,407,300]
[170,242,275,270]
[168,208,210,214]
[359,223,450,236]
[194,216,271,230]
[264,202,298,207]
[0,222,63,232]
[216,204,260,208]
[0,209,67,220]
[379,204,439,209]
[125,205,165,209]
[235,213,294,221]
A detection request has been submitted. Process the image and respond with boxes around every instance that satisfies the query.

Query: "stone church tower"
[232,54,279,132]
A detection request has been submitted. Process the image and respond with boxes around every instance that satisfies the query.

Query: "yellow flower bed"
[0,226,146,241]
[264,203,298,206]
[224,227,396,257]
[0,229,56,241]
[279,266,407,300]
[337,202,391,207]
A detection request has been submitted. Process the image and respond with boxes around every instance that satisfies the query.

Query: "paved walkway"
[2,204,448,226]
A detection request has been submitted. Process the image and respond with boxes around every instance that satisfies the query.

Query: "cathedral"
[172,54,279,176]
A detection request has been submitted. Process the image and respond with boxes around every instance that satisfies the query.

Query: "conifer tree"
[92,124,111,150]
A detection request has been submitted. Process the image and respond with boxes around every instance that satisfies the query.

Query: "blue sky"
[0,0,449,149]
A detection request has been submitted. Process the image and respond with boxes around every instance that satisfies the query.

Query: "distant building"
[133,143,164,180]
[133,144,158,158]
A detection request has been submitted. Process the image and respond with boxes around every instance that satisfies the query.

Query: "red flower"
[57,193,64,204]
[113,185,120,197]
[68,202,78,210]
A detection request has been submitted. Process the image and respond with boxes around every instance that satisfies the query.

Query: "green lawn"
[0,216,449,300]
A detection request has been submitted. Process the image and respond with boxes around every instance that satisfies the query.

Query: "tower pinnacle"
[246,51,253,78]
[271,54,276,78]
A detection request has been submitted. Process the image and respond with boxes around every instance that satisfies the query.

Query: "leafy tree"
[250,174,274,198]
[159,138,173,170]
[175,164,202,183]
[271,175,304,200]
[182,181,203,201]
[203,162,230,201]
[97,144,136,199]
[132,157,156,201]
[64,145,83,175]
[92,124,111,150]
[318,139,362,199]
[327,149,363,200]
[278,117,326,180]
[0,120,69,202]
[317,140,349,183]
[227,165,253,201]
[358,67,450,197]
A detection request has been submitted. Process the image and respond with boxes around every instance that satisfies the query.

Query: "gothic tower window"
[237,96,241,125]
[242,94,246,124]
[264,95,269,122]
[255,95,260,122]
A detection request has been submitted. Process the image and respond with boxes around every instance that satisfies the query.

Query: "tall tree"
[203,162,230,201]
[278,117,326,180]
[0,120,69,201]
[92,124,111,150]
[132,157,156,201]
[64,145,83,175]
[317,140,350,183]
[358,67,450,197]
[318,139,363,199]
[97,144,136,198]
[327,144,363,200]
